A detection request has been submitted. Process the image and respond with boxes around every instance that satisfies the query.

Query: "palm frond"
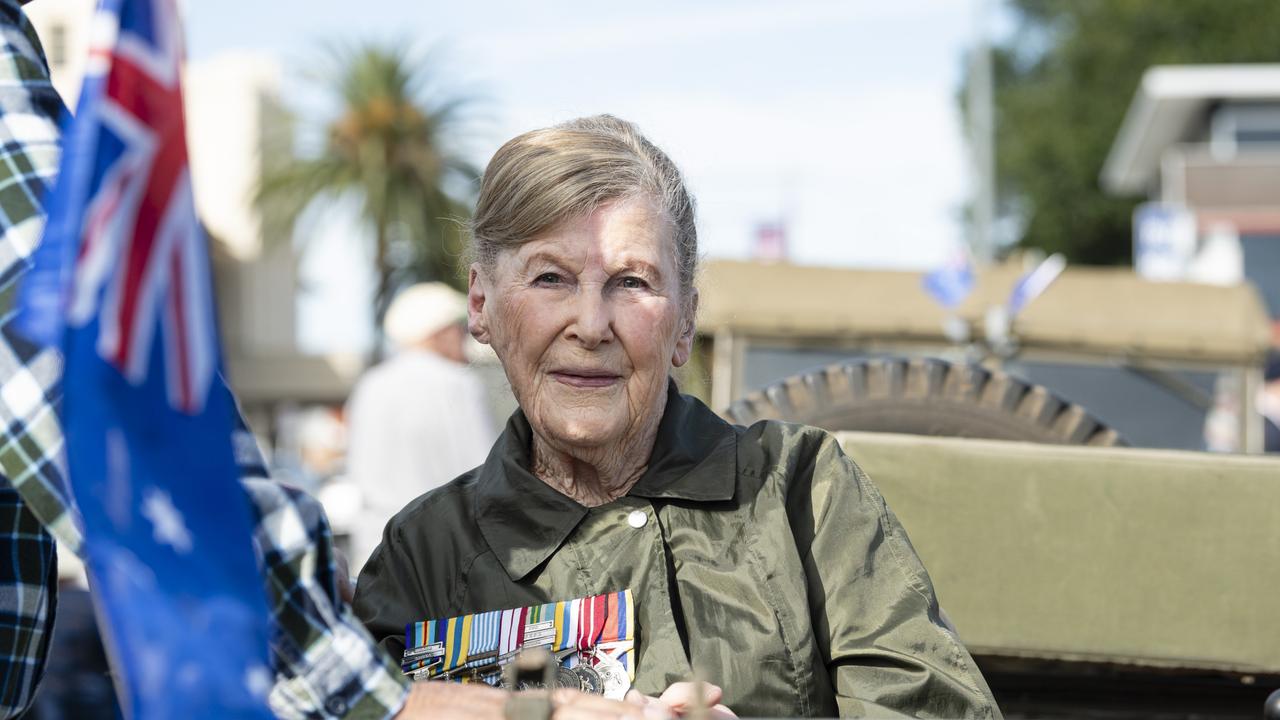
[253,39,484,350]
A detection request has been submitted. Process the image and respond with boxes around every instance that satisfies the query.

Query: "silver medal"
[592,652,631,700]
[573,664,604,694]
[555,665,580,690]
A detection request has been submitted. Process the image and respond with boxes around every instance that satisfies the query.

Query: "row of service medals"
[403,590,636,699]
[413,643,631,698]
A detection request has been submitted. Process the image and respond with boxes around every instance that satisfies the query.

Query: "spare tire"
[724,357,1125,446]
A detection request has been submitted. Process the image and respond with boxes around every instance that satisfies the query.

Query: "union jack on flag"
[17,0,275,717]
[65,0,215,414]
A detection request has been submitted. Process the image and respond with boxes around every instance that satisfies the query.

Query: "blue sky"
[186,0,982,352]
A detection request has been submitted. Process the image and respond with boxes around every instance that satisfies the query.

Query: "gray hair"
[470,115,698,310]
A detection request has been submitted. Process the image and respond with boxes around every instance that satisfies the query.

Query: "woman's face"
[468,197,695,452]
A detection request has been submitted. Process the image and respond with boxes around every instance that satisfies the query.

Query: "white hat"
[383,282,469,349]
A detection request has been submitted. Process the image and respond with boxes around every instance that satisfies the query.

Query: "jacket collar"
[475,381,738,581]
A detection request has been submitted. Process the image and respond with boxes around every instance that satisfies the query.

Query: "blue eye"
[619,277,647,290]
[534,273,562,285]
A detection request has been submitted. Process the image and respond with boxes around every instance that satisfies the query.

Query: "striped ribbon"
[403,589,635,680]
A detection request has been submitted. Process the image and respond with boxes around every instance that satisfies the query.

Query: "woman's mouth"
[550,370,622,389]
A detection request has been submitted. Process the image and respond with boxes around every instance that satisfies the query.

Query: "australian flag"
[922,247,975,310]
[16,0,274,717]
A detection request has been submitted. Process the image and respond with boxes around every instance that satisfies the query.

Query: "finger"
[627,691,669,708]
[549,688,663,720]
[657,681,724,711]
[618,689,682,720]
[550,688,648,716]
[710,703,739,719]
[552,703,654,720]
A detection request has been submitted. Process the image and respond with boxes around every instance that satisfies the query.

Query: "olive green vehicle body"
[847,431,1280,674]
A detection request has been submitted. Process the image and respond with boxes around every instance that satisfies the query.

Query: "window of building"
[46,22,67,70]
[1242,234,1280,320]
[1210,102,1280,157]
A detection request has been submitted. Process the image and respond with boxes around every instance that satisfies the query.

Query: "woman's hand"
[395,681,507,719]
[626,682,738,719]
[551,687,667,720]
[394,682,664,720]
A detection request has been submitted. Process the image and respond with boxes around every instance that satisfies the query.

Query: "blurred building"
[1103,64,1280,335]
[22,0,94,104]
[185,54,364,435]
[26,6,362,439]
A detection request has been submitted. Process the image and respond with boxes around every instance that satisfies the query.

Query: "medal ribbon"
[402,589,635,681]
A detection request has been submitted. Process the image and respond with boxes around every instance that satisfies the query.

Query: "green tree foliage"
[984,0,1280,265]
[257,43,479,350]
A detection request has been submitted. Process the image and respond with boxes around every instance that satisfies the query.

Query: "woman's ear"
[671,288,699,367]
[467,264,491,345]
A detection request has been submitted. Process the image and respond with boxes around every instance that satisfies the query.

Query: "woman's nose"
[565,287,614,349]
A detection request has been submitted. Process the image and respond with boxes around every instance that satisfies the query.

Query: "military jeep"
[685,259,1280,718]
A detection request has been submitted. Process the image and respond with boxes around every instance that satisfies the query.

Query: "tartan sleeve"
[0,2,70,717]
[0,0,83,556]
[0,483,53,720]
[241,477,409,720]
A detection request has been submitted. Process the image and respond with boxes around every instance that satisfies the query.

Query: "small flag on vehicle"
[1007,253,1066,316]
[922,248,976,309]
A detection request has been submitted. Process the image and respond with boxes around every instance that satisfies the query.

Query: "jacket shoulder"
[735,418,845,481]
[381,468,487,562]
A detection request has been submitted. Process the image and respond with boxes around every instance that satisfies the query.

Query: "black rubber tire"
[724,357,1126,446]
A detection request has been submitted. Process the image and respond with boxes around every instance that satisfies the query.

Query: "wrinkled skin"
[467,197,697,507]
[630,683,737,719]
[394,682,665,720]
[393,681,736,720]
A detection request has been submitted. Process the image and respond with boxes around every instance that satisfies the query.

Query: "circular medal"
[555,666,580,690]
[573,664,604,695]
[592,653,631,700]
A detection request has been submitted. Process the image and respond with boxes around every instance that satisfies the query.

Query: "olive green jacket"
[353,385,1000,718]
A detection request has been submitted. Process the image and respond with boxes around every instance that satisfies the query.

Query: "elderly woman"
[353,115,1000,718]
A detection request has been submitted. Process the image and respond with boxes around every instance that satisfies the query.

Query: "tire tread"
[725,357,1126,447]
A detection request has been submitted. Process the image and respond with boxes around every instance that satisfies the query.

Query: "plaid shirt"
[0,2,408,717]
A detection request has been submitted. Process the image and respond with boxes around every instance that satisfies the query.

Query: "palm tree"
[257,42,479,359]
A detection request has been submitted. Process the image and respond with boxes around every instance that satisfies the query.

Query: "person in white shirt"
[345,283,497,571]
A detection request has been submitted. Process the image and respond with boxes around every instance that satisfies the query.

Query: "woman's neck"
[529,393,668,507]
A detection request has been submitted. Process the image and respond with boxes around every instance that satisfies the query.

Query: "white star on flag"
[244,664,273,699]
[142,488,194,553]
